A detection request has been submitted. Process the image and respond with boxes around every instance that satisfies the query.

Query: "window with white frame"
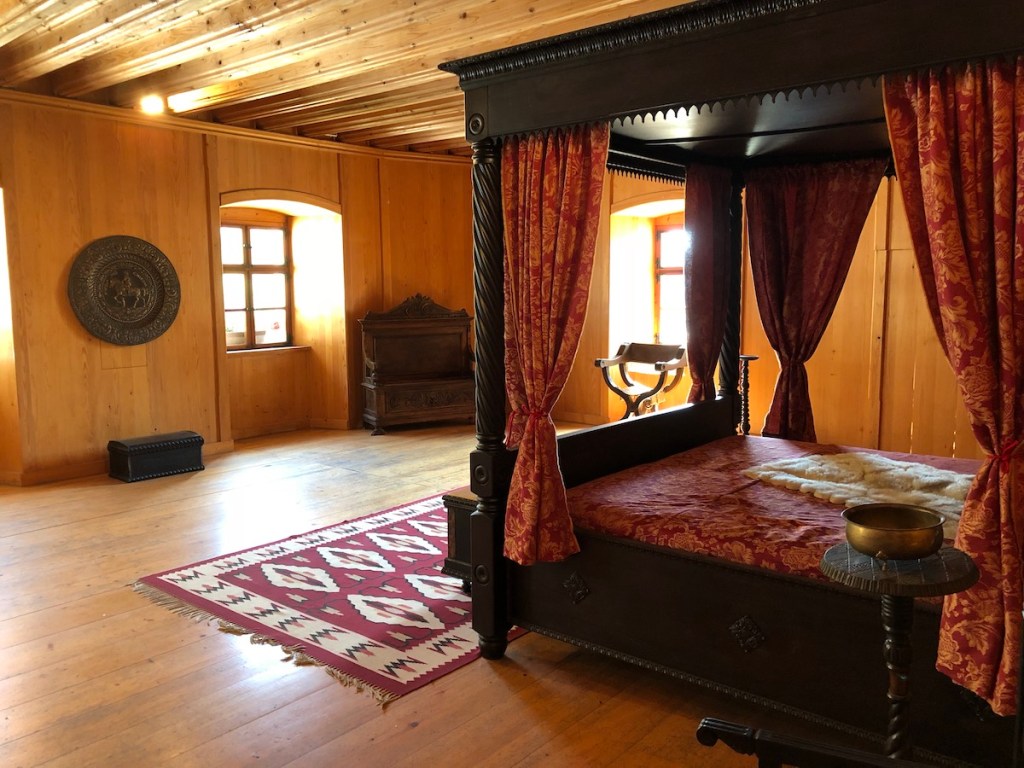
[654,223,690,345]
[220,210,292,350]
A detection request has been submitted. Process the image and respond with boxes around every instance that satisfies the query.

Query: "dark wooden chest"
[108,430,205,482]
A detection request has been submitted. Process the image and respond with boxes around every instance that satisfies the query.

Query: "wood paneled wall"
[555,186,613,425]
[561,172,980,461]
[740,188,884,449]
[0,182,22,481]
[0,89,977,482]
[214,136,351,435]
[0,92,473,484]
[0,99,218,483]
[292,209,349,431]
[216,137,341,202]
[226,348,312,439]
[554,172,690,426]
[878,182,981,459]
[741,177,984,460]
[378,158,473,312]
[339,153,384,433]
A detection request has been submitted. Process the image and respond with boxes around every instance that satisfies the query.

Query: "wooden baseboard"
[308,417,349,430]
[16,458,109,487]
[0,438,236,486]
[202,439,234,456]
[230,422,312,440]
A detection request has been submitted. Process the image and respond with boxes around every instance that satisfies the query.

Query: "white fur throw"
[743,452,974,538]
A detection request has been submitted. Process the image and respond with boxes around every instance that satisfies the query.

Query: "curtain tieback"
[505,408,551,447]
[991,438,1021,474]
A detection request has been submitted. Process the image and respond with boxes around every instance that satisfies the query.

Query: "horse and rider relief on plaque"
[67,235,180,346]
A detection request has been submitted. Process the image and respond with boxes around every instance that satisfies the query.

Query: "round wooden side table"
[820,542,979,760]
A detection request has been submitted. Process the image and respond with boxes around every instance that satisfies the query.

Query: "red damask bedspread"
[566,435,979,582]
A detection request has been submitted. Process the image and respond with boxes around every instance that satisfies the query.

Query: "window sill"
[226,345,312,356]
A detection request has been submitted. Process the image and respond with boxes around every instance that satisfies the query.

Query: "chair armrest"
[595,354,628,368]
[653,356,685,372]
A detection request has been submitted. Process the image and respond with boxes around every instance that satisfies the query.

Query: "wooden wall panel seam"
[204,133,233,445]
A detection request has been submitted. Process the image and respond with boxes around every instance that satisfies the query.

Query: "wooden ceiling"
[0,0,692,155]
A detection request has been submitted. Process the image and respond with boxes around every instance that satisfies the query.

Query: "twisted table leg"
[881,594,915,759]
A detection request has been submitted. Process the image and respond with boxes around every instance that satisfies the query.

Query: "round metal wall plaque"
[67,235,181,346]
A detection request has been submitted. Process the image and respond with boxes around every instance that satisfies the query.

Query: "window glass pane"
[225,311,247,347]
[252,273,286,309]
[250,228,286,266]
[254,309,287,345]
[658,273,687,344]
[659,228,690,268]
[220,226,244,265]
[222,273,246,310]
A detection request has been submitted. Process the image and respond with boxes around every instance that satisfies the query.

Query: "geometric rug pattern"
[135,495,485,704]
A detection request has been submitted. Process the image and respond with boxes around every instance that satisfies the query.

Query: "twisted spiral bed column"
[468,137,511,659]
[718,170,744,426]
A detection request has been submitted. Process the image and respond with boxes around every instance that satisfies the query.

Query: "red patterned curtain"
[501,123,611,565]
[884,57,1024,716]
[685,163,733,402]
[746,158,887,440]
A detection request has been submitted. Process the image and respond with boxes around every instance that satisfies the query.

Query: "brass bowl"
[842,503,946,561]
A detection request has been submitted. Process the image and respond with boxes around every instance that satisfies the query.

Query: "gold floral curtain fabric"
[745,158,887,441]
[501,123,610,565]
[884,56,1024,716]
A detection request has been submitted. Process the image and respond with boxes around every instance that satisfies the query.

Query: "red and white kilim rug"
[135,495,491,704]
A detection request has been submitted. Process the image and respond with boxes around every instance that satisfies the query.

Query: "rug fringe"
[132,581,399,707]
[133,582,225,624]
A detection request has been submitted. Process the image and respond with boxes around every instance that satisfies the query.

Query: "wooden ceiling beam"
[282,107,462,139]
[105,0,685,112]
[357,127,470,152]
[296,101,465,138]
[0,1,68,48]
[105,0,458,106]
[0,0,694,155]
[351,134,472,153]
[255,89,462,133]
[211,69,447,125]
[0,0,242,85]
[319,112,466,144]
[396,137,473,154]
[48,0,313,97]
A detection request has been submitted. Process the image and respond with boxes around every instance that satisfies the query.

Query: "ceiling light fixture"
[166,89,202,113]
[139,94,165,115]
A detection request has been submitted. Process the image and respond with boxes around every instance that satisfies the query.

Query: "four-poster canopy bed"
[439,1,1024,765]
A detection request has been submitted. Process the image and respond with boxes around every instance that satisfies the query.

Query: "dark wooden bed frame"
[439,1,1024,765]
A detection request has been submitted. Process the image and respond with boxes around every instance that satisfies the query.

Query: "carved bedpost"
[739,354,758,436]
[718,169,744,428]
[468,136,512,659]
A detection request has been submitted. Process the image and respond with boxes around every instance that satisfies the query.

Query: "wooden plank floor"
[0,424,845,767]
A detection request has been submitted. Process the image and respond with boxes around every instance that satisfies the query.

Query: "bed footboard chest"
[442,487,475,587]
[108,430,205,482]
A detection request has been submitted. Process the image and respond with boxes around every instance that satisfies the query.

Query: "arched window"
[220,208,292,349]
[608,198,687,349]
[218,191,342,355]
[653,222,690,344]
